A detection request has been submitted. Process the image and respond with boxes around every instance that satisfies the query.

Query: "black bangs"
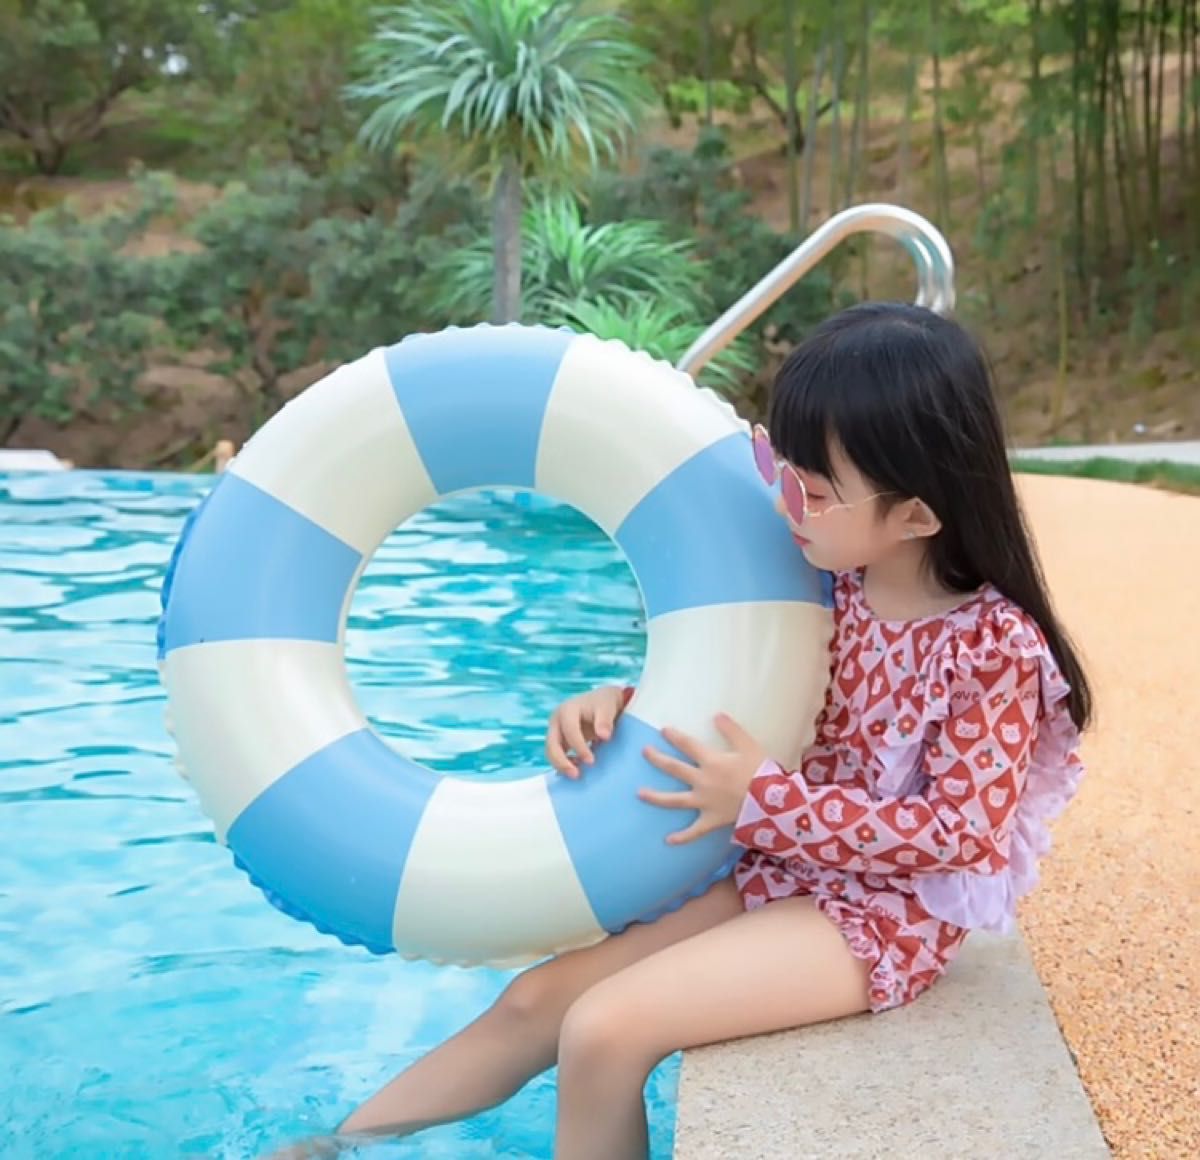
[764,335,841,481]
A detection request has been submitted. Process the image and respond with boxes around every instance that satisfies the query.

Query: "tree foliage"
[162,166,477,417]
[0,0,208,173]
[0,177,174,439]
[235,0,373,172]
[590,129,839,343]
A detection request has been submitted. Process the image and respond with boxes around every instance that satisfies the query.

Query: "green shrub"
[426,197,710,324]
[0,177,174,439]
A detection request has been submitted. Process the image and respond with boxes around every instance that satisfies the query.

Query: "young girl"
[278,302,1090,1160]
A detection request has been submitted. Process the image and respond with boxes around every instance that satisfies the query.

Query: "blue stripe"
[615,431,826,619]
[383,326,574,494]
[156,487,215,661]
[550,715,739,933]
[159,475,362,653]
[227,730,440,953]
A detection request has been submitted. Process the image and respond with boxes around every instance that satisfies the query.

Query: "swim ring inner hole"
[343,489,647,782]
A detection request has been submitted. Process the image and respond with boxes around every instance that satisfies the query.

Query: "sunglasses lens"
[780,468,808,525]
[752,429,777,483]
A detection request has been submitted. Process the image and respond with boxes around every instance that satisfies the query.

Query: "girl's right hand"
[546,686,629,778]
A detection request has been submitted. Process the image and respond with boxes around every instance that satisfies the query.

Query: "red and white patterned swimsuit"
[733,569,1084,1013]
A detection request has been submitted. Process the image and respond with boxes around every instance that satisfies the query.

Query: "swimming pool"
[0,470,679,1159]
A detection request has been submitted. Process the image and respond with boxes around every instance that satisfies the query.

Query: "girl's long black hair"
[768,302,1093,731]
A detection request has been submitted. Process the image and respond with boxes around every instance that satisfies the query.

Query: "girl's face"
[772,441,935,573]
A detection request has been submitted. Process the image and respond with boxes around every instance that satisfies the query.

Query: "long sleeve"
[733,649,1041,876]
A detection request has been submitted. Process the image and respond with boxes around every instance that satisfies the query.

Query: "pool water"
[0,471,681,1160]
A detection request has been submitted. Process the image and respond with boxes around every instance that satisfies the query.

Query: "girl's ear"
[897,497,942,540]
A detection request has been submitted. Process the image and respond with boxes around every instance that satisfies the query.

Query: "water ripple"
[0,470,674,1160]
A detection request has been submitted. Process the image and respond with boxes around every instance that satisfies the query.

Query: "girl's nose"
[774,493,787,519]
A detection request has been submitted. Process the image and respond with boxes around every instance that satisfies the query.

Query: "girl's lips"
[792,532,811,547]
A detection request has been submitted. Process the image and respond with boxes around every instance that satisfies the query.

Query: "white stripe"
[228,349,438,556]
[163,640,364,840]
[632,601,834,769]
[536,336,745,536]
[391,776,604,966]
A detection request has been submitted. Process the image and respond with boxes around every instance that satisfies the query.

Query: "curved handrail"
[675,203,956,376]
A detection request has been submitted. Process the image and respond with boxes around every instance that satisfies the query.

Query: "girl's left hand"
[640,714,768,845]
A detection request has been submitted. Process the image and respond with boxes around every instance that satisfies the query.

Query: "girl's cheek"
[814,528,869,572]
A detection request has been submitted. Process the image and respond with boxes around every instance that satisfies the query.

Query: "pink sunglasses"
[751,425,888,525]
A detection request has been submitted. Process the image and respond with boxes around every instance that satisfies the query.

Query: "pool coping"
[672,930,1110,1158]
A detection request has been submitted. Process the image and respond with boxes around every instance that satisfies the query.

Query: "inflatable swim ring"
[158,325,832,966]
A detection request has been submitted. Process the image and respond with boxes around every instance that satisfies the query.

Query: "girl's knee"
[493,961,592,1032]
[558,985,661,1073]
[494,966,557,1025]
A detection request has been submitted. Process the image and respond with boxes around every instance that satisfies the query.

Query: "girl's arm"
[733,651,1040,876]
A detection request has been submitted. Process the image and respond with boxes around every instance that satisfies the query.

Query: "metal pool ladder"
[675,203,956,377]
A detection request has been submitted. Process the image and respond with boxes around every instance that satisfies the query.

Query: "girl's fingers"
[666,818,714,846]
[643,745,696,784]
[561,713,595,767]
[637,787,695,810]
[660,726,708,763]
[714,712,753,749]
[593,706,615,742]
[545,715,579,778]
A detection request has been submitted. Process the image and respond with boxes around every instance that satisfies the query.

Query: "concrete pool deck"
[675,473,1200,1158]
[675,933,1107,1158]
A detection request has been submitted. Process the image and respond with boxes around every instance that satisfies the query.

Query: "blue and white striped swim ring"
[158,325,832,966]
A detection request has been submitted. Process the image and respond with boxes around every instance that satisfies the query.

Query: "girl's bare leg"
[553,897,872,1160]
[265,879,742,1158]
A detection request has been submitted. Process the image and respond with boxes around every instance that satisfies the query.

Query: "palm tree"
[350,0,653,323]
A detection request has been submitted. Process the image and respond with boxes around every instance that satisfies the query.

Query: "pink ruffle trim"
[815,897,948,1013]
[912,603,1085,933]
